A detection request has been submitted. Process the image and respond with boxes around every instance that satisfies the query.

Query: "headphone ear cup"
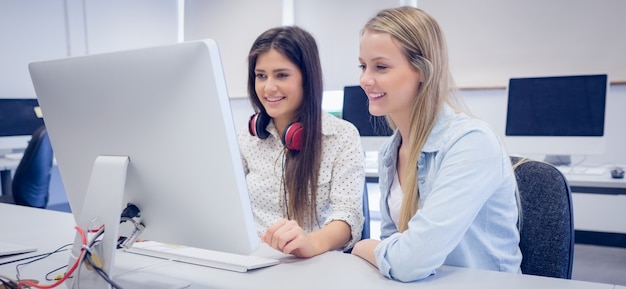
[248,113,270,139]
[282,122,303,151]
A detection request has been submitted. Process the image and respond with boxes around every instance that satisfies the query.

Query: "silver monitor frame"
[29,39,259,286]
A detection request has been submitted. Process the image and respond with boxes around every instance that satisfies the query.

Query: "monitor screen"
[504,74,608,158]
[29,39,259,283]
[342,86,392,152]
[0,98,45,153]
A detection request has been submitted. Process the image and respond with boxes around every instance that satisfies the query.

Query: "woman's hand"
[262,219,318,258]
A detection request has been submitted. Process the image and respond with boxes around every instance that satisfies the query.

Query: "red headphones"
[248,113,303,151]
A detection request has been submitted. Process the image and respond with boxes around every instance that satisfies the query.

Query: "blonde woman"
[351,7,522,282]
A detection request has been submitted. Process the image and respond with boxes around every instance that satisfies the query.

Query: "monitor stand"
[66,156,189,289]
[544,155,571,166]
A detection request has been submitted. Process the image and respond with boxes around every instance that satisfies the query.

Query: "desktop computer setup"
[0,98,45,157]
[29,39,279,288]
[504,74,609,174]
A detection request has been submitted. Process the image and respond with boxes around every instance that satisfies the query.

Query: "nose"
[359,68,375,88]
[264,77,278,94]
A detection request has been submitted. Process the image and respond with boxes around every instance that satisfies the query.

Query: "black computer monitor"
[342,86,392,152]
[504,74,608,165]
[0,99,45,153]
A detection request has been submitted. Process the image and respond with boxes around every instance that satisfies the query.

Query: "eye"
[358,64,366,71]
[277,73,289,78]
[255,73,266,79]
[375,65,388,71]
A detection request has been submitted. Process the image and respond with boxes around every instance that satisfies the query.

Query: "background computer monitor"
[342,85,393,152]
[30,39,259,282]
[0,98,45,154]
[504,74,608,165]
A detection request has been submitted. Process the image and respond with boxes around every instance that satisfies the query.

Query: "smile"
[265,96,286,102]
[368,92,386,99]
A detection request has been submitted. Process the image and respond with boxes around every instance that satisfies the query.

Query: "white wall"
[0,0,178,99]
[184,0,283,98]
[420,0,626,88]
[0,0,67,99]
[293,0,398,91]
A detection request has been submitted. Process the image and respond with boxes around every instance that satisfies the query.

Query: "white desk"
[365,165,626,192]
[566,172,626,193]
[0,203,617,289]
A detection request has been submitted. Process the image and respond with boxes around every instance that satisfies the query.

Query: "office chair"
[11,126,54,208]
[344,182,370,253]
[361,182,370,240]
[511,156,575,279]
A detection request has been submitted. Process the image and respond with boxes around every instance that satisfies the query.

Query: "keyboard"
[0,241,37,256]
[3,152,24,160]
[125,241,280,273]
[558,166,606,175]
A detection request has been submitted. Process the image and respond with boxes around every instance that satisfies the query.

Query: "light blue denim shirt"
[375,105,522,282]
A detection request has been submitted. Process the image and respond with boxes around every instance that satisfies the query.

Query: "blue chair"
[344,182,370,253]
[511,156,575,279]
[361,182,370,240]
[11,126,54,208]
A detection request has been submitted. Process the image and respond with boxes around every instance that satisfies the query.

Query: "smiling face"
[359,30,423,123]
[254,48,304,131]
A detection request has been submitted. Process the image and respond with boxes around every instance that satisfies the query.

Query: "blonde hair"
[363,6,469,232]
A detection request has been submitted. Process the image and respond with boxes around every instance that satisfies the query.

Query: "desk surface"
[366,165,626,191]
[0,157,20,171]
[0,203,617,289]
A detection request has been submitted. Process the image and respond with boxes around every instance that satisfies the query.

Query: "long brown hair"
[247,26,323,226]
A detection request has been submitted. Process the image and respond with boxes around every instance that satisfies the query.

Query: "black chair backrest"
[511,156,575,279]
[361,182,370,240]
[12,126,54,208]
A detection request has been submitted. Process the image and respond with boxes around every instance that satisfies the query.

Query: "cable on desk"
[16,226,86,289]
[14,244,73,281]
[44,265,68,282]
[0,245,71,267]
[71,222,125,289]
[8,206,141,289]
[83,249,123,289]
[1,273,18,289]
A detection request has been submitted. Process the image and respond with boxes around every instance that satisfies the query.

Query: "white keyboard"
[125,241,280,273]
[0,241,37,256]
[3,152,24,160]
[558,166,606,175]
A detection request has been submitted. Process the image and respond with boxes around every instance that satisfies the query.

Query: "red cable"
[18,226,87,289]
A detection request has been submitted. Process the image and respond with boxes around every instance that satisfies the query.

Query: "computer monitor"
[0,98,45,155]
[504,74,608,165]
[29,39,258,287]
[342,85,393,152]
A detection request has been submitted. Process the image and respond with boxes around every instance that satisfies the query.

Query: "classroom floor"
[572,244,626,286]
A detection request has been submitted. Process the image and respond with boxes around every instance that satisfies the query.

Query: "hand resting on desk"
[261,218,351,258]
